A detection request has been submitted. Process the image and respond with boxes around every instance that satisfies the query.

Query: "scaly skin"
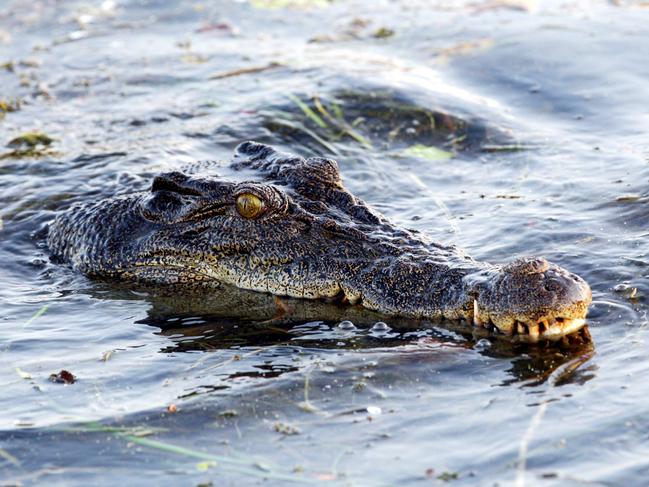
[48,142,592,342]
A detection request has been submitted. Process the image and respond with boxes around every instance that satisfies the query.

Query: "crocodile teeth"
[473,300,483,327]
[528,323,540,341]
[517,322,526,335]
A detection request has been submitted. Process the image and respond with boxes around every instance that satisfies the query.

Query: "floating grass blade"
[23,304,49,328]
[15,367,32,380]
[271,118,339,155]
[287,94,328,129]
[3,304,50,353]
[312,96,372,149]
[481,144,528,153]
[122,435,229,462]
[298,369,319,413]
[330,102,344,121]
[0,447,20,467]
[123,435,311,482]
[71,422,312,483]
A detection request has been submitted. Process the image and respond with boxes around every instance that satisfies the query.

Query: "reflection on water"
[138,287,596,386]
[1,0,649,485]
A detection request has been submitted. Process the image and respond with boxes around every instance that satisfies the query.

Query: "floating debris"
[15,367,32,380]
[196,21,239,35]
[49,369,76,384]
[273,421,301,435]
[209,62,283,80]
[436,38,495,63]
[0,98,21,117]
[7,132,54,149]
[402,144,453,161]
[196,460,218,471]
[218,409,239,418]
[614,283,640,301]
[495,194,523,199]
[437,471,459,481]
[298,372,318,413]
[100,350,114,362]
[481,143,528,152]
[24,305,49,328]
[180,52,208,64]
[80,429,309,482]
[372,27,395,39]
[616,194,642,202]
[0,447,19,467]
[2,132,57,160]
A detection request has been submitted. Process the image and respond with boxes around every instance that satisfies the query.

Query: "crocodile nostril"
[544,278,564,293]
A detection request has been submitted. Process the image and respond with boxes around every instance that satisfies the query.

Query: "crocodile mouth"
[470,300,588,343]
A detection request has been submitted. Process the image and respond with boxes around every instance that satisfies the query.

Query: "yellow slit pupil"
[236,193,263,218]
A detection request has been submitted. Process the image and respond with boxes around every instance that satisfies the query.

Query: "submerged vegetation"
[2,131,56,159]
[258,88,505,158]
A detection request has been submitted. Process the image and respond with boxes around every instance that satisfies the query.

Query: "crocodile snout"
[467,258,592,342]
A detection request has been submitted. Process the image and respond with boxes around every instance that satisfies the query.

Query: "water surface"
[1,1,648,485]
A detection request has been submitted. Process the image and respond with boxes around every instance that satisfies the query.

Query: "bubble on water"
[370,321,390,332]
[474,338,491,351]
[337,320,356,331]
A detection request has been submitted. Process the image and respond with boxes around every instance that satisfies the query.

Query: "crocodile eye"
[236,193,264,219]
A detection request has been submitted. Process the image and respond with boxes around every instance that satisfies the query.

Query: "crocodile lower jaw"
[509,317,586,343]
[469,300,588,343]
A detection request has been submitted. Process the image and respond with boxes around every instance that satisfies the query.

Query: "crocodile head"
[48,141,592,342]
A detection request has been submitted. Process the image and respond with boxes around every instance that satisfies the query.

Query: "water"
[1,0,648,485]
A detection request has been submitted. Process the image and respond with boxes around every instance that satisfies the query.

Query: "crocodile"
[47,142,592,343]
